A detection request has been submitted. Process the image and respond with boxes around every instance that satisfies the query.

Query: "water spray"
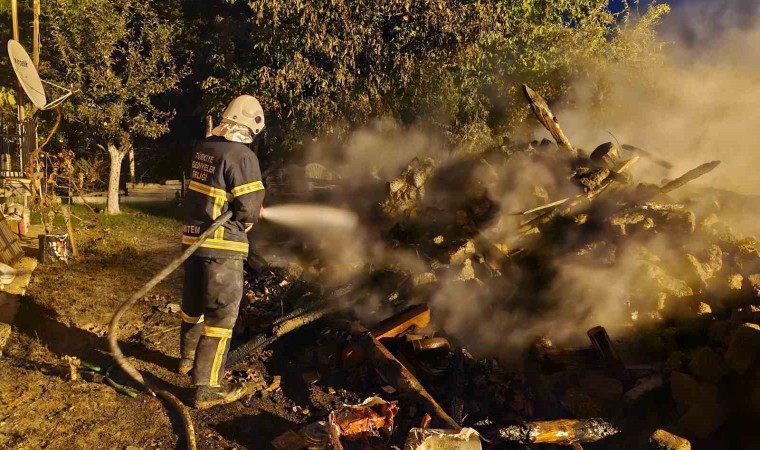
[260,204,359,232]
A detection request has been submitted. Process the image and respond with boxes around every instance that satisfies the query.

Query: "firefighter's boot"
[193,382,249,409]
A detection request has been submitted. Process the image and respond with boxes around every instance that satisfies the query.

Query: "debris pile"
[232,85,760,449]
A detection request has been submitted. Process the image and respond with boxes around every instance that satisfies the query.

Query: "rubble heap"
[231,85,760,450]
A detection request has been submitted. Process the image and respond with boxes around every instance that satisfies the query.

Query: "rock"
[380,157,436,221]
[610,211,646,235]
[576,167,611,191]
[562,387,604,417]
[678,395,728,438]
[671,374,727,437]
[450,240,476,264]
[685,245,722,287]
[749,274,760,297]
[658,210,696,234]
[670,372,701,409]
[684,254,711,288]
[578,372,624,402]
[725,323,760,374]
[649,429,691,450]
[458,259,476,281]
[728,273,744,290]
[0,322,11,356]
[640,262,694,298]
[413,272,437,286]
[734,240,760,273]
[687,347,728,383]
[389,177,407,193]
[695,302,712,315]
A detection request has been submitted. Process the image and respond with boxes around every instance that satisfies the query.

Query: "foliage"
[207,0,670,154]
[0,87,16,128]
[2,0,671,185]
[41,0,186,213]
[43,0,185,151]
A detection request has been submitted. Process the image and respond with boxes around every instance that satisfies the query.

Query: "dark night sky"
[609,0,760,45]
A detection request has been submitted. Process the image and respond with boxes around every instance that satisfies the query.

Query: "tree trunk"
[107,142,126,215]
[128,147,136,186]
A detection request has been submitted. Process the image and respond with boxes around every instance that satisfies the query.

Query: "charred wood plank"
[522,85,577,158]
[356,325,461,431]
[659,161,720,195]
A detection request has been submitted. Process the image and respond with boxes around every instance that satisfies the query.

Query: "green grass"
[31,201,184,262]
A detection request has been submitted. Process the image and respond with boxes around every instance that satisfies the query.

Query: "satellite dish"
[7,39,72,110]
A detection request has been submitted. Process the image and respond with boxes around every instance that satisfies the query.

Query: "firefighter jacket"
[182,136,265,259]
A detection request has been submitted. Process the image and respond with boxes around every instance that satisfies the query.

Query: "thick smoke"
[265,1,760,355]
[556,0,760,215]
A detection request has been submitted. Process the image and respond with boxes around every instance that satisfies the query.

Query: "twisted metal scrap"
[499,418,620,445]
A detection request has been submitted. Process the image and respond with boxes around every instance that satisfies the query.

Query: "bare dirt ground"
[0,203,331,450]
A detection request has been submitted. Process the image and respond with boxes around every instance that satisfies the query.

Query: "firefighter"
[179,95,266,409]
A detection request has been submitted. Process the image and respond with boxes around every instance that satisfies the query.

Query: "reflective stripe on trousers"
[180,256,244,386]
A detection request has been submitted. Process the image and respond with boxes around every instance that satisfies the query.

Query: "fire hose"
[108,210,233,450]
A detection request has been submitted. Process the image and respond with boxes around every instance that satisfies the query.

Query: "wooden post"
[62,206,79,258]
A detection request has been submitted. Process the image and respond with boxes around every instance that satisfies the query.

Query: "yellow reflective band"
[231,181,264,197]
[212,195,224,240]
[181,310,204,324]
[188,180,227,200]
[182,235,249,253]
[201,239,249,252]
[203,326,233,339]
[210,337,228,386]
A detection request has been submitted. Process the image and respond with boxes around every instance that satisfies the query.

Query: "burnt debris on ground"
[218,85,760,450]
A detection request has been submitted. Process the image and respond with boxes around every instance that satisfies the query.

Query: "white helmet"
[222,95,265,135]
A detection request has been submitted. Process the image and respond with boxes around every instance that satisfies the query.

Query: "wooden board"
[0,214,24,265]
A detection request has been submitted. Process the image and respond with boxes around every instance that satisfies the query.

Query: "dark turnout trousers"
[180,255,244,386]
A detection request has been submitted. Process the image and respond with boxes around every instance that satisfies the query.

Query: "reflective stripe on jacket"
[182,136,265,258]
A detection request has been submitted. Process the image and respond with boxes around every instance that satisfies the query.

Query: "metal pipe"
[11,0,19,41]
[33,0,40,68]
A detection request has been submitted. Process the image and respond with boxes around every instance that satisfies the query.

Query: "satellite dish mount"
[7,39,72,110]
